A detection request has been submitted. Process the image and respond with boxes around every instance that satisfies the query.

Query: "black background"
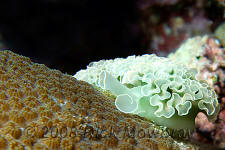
[0,0,145,75]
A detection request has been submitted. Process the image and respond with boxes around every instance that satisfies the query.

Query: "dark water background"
[0,0,223,74]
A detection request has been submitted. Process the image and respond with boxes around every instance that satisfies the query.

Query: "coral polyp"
[75,54,219,130]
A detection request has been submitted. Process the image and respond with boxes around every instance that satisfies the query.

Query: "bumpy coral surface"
[74,54,219,131]
[0,50,198,150]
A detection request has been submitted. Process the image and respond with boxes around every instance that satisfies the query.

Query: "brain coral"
[74,54,219,130]
[0,50,198,149]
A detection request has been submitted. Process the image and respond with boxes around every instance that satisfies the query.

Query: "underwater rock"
[195,112,215,132]
[169,35,225,149]
[137,0,224,56]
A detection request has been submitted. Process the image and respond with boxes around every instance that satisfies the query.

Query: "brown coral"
[1,122,22,139]
[0,50,197,149]
[8,140,24,150]
[0,136,7,149]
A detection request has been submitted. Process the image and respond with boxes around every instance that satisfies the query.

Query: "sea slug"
[74,54,219,130]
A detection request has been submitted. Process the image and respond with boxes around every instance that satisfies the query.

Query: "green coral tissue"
[74,54,219,130]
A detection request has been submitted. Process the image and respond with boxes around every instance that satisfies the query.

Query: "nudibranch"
[74,54,219,131]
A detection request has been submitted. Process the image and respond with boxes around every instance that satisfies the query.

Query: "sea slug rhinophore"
[74,54,219,130]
